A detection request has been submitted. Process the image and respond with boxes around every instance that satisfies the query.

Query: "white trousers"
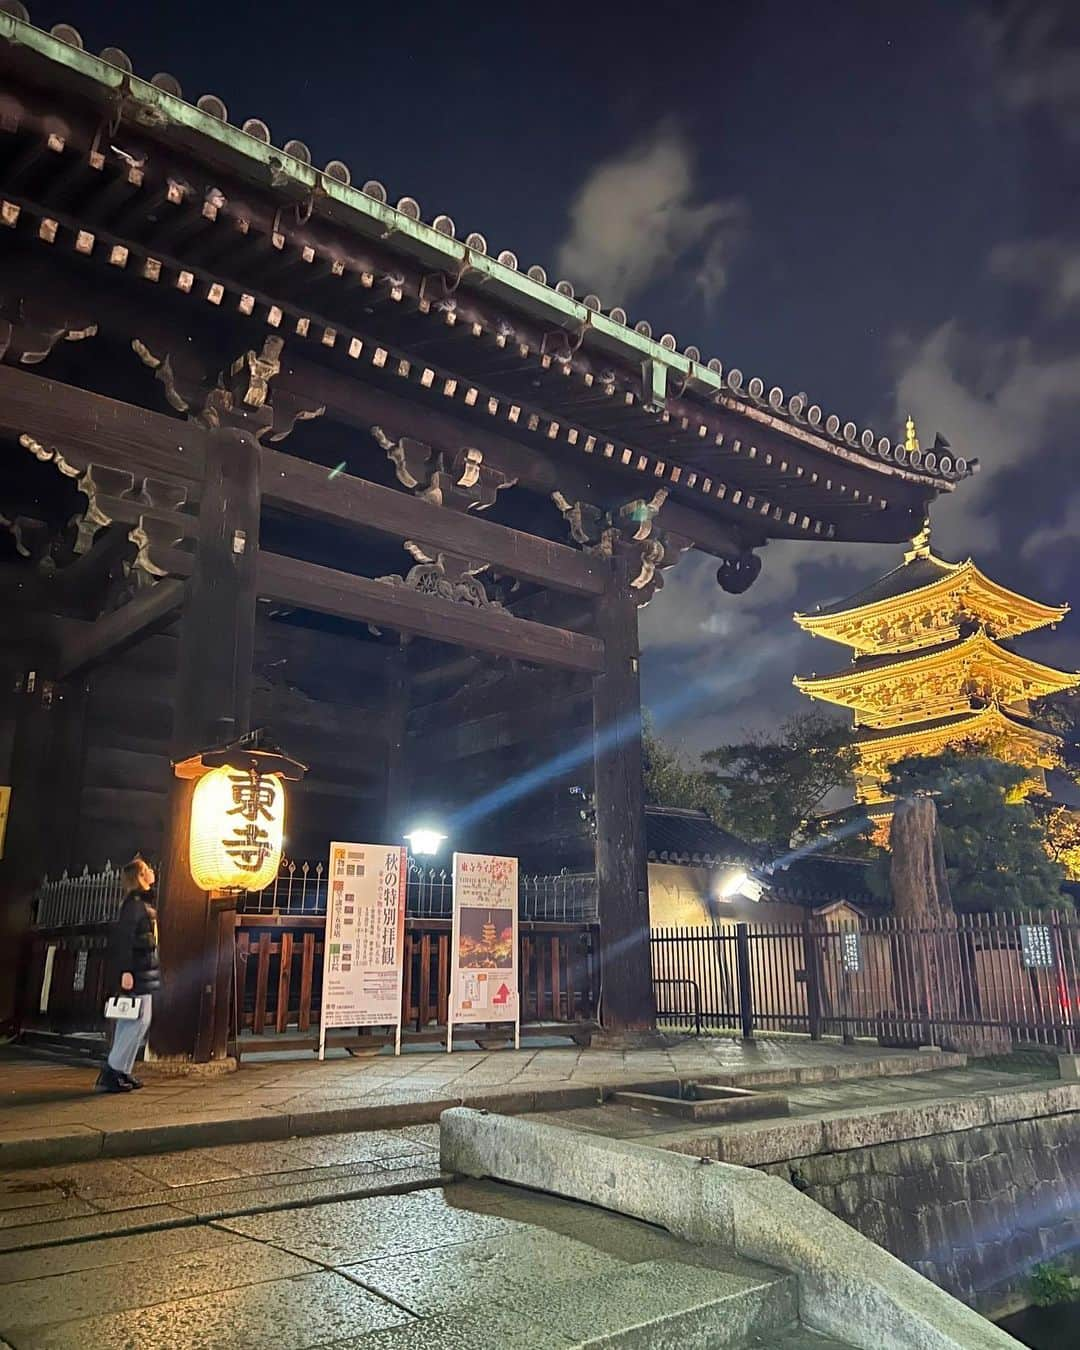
[107,994,152,1075]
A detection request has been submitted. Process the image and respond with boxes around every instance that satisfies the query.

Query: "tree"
[642,724,725,821]
[884,750,1069,912]
[699,711,860,850]
[1040,803,1080,881]
[1032,688,1080,777]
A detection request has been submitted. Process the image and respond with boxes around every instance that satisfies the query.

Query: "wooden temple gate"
[0,8,964,1060]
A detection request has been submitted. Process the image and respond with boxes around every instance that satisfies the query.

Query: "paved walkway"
[0,1127,842,1349]
[0,1037,963,1168]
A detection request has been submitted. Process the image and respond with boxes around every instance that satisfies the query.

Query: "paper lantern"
[189,765,285,892]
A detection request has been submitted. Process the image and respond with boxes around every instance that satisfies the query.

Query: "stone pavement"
[0,1036,964,1169]
[0,1125,846,1349]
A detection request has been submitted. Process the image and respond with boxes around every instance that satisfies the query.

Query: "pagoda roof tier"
[794,551,1069,653]
[794,628,1080,724]
[0,7,966,547]
[850,704,1060,802]
[854,702,1058,748]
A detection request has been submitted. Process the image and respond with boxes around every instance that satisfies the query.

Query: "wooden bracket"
[374,426,516,511]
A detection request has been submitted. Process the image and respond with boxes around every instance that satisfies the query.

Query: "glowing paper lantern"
[189,765,285,892]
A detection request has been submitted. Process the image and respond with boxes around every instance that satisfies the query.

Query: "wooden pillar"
[153,426,261,1061]
[383,639,410,842]
[0,658,57,1032]
[591,559,656,1036]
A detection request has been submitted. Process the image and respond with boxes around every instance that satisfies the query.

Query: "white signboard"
[448,852,519,1052]
[319,841,407,1058]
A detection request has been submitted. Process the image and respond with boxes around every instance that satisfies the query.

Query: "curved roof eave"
[0,8,970,495]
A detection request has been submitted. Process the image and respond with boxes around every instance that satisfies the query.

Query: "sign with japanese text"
[320,842,407,1050]
[1020,924,1054,971]
[449,852,519,1030]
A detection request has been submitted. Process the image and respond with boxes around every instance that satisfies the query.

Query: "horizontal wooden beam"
[279,360,750,559]
[57,579,186,678]
[0,363,205,485]
[256,552,605,673]
[260,446,605,598]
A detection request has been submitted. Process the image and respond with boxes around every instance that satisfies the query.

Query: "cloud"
[989,238,1080,312]
[1021,491,1080,562]
[894,320,1080,554]
[555,125,747,305]
[976,1,1080,139]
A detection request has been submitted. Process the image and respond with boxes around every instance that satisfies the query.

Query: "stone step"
[745,1327,854,1348]
[495,1257,800,1348]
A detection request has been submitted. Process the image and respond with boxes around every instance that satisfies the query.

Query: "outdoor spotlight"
[404,827,446,857]
[717,867,765,902]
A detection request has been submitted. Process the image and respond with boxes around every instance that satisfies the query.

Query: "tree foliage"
[1040,803,1080,881]
[884,751,1069,912]
[698,711,861,850]
[1031,688,1080,779]
[641,724,725,821]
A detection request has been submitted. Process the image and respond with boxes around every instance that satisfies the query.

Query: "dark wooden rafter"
[2,365,625,597]
[54,577,185,678]
[0,260,758,557]
[0,84,965,519]
[261,446,604,597]
[0,182,917,543]
[256,551,605,673]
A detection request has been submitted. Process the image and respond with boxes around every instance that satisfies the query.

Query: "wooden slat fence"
[234,915,596,1049]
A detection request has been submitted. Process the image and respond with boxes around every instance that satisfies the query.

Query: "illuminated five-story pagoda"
[793,419,1079,843]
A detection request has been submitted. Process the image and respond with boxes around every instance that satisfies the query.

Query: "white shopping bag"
[104,996,142,1021]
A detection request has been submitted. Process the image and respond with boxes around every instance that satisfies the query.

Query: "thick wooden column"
[0,658,56,1032]
[591,559,656,1036]
[153,426,261,1062]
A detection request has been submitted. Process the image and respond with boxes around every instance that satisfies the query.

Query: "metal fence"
[34,863,132,928]
[33,857,599,927]
[239,858,598,923]
[652,911,1080,1051]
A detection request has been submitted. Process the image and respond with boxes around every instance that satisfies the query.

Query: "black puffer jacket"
[107,890,161,996]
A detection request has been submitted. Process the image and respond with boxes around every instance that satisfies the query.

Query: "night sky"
[27,0,1080,754]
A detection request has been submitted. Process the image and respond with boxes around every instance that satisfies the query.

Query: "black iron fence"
[32,857,599,926]
[652,911,1080,1051]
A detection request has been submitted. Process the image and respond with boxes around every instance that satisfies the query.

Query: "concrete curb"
[440,1107,1022,1350]
[658,1081,1080,1167]
[0,1049,963,1170]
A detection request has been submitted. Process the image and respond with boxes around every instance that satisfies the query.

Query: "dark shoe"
[119,1072,143,1090]
[94,1066,132,1094]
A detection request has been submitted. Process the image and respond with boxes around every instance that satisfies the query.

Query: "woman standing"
[96,856,160,1094]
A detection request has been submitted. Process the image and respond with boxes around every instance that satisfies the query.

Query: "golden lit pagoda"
[793,418,1078,838]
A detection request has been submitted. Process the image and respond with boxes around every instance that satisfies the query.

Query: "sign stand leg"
[394,1021,401,1057]
[514,1016,520,1052]
[318,1022,326,1062]
[447,1021,454,1054]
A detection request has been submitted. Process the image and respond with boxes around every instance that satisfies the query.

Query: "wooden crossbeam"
[55,578,186,678]
[260,447,605,598]
[0,364,206,486]
[256,552,604,673]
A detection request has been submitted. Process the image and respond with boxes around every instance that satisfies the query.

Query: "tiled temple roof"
[0,2,974,501]
[645,806,753,867]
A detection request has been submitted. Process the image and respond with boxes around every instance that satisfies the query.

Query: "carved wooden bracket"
[551,489,691,604]
[0,294,98,365]
[368,539,504,634]
[132,335,323,441]
[373,426,516,512]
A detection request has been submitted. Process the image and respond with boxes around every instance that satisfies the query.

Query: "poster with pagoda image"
[448,852,519,1051]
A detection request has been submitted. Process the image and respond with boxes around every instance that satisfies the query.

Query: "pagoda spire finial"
[904,414,920,454]
[905,516,932,561]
